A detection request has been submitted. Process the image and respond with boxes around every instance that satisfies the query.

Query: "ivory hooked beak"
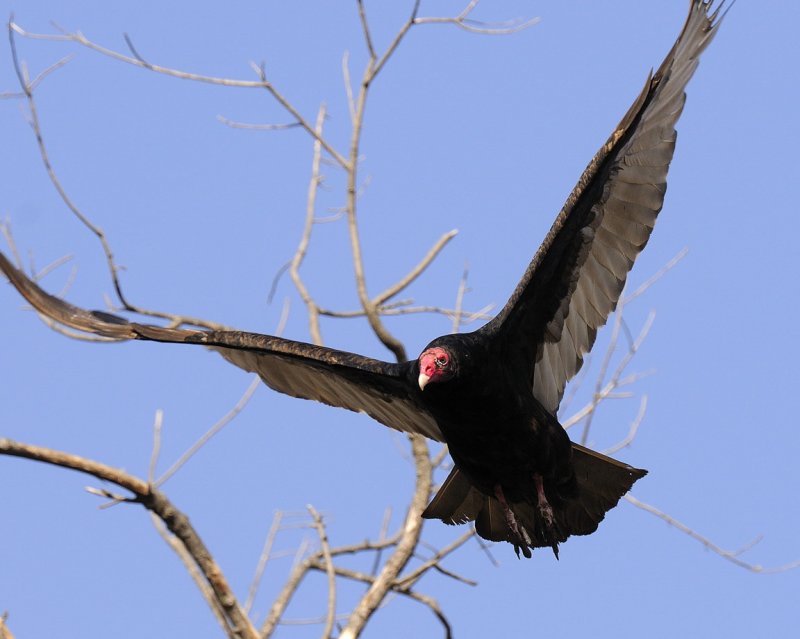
[418,372,431,391]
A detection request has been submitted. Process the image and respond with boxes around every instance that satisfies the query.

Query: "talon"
[494,484,532,558]
[534,473,555,528]
[534,473,560,559]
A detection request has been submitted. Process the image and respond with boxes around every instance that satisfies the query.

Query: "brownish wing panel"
[480,1,724,413]
[0,251,442,441]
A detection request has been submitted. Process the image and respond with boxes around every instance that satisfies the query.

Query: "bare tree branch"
[397,529,477,589]
[262,546,312,636]
[566,307,654,442]
[6,6,789,639]
[150,513,231,635]
[625,494,800,574]
[602,396,647,456]
[148,409,164,484]
[307,505,337,639]
[342,51,356,123]
[154,377,260,488]
[289,104,327,346]
[216,115,302,131]
[7,23,233,333]
[340,434,432,638]
[0,612,16,639]
[356,0,377,61]
[374,229,459,306]
[342,0,442,362]
[369,507,394,578]
[312,565,452,639]
[317,302,493,323]
[0,438,258,639]
[9,21,350,168]
[624,247,688,305]
[370,1,421,82]
[451,262,471,334]
[415,0,539,35]
[245,511,284,615]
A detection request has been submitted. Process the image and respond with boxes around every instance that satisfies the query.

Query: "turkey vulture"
[0,1,724,558]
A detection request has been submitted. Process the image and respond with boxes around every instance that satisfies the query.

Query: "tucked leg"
[494,484,532,558]
[534,473,560,559]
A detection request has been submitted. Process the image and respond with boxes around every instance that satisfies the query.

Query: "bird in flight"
[0,1,724,558]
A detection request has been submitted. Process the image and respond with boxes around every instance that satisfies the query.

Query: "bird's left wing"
[0,251,443,442]
[479,1,724,413]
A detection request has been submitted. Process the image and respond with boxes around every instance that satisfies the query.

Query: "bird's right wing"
[479,1,724,414]
[0,251,444,442]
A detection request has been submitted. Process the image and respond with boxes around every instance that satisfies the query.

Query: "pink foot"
[494,484,532,558]
[534,473,559,559]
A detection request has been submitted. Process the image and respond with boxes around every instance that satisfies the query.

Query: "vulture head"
[416,334,483,393]
[417,345,453,390]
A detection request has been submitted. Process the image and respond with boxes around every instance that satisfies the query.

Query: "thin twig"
[602,396,647,456]
[356,0,377,61]
[307,505,337,639]
[415,0,539,36]
[262,544,312,636]
[0,220,22,267]
[397,529,477,589]
[155,377,260,487]
[289,104,327,346]
[148,409,164,484]
[8,23,125,308]
[317,303,493,322]
[249,61,349,168]
[431,445,450,470]
[216,115,302,131]
[28,53,74,91]
[451,262,470,334]
[369,507,393,579]
[342,51,356,124]
[575,308,655,443]
[625,494,800,574]
[34,254,73,281]
[373,229,458,306]
[261,527,404,637]
[623,247,688,305]
[244,511,284,614]
[371,1,421,81]
[311,564,452,639]
[10,21,349,168]
[7,23,230,332]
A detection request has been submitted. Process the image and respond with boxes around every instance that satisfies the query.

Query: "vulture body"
[0,1,724,558]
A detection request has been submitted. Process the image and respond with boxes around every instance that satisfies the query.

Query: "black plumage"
[0,1,724,558]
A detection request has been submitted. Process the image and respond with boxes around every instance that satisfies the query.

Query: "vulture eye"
[435,356,448,368]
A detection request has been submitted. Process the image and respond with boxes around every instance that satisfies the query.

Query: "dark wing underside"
[480,1,724,414]
[0,252,443,442]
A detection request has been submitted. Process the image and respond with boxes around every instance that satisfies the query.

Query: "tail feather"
[560,443,647,536]
[421,466,483,525]
[474,497,512,543]
[422,443,646,557]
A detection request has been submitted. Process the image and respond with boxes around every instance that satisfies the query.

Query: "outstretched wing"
[479,1,724,413]
[0,252,443,442]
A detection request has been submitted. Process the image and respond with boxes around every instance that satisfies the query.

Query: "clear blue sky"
[1,2,798,637]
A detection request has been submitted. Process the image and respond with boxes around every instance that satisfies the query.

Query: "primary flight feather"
[0,1,724,558]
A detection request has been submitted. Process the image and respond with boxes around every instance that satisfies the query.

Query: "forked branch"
[0,439,258,639]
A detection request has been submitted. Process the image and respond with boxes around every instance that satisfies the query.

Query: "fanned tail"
[422,443,646,558]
